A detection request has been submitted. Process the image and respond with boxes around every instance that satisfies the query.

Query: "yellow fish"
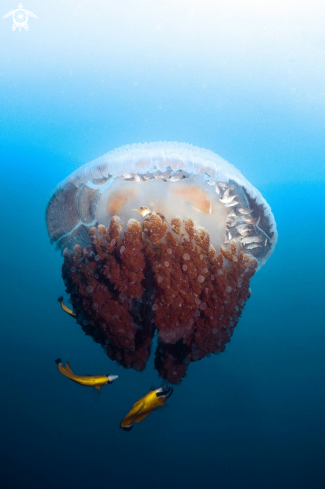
[55,359,118,391]
[57,296,76,318]
[131,206,152,217]
[120,385,173,431]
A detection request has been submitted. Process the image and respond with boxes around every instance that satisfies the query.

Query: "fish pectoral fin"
[64,362,74,375]
[91,385,101,403]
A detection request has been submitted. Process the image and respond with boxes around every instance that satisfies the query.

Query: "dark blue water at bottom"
[0,151,324,489]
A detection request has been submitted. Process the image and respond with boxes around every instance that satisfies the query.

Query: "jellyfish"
[46,142,277,384]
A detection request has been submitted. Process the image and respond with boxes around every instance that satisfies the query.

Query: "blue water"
[1,2,324,488]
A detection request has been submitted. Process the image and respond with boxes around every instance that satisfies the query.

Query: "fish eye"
[156,386,173,398]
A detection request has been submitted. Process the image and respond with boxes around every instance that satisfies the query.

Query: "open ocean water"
[0,2,324,488]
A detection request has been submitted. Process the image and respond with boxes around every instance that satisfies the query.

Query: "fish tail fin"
[57,296,63,303]
[55,358,62,365]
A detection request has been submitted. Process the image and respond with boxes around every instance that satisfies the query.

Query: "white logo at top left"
[3,3,38,31]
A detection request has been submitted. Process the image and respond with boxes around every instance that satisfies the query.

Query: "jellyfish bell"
[47,142,276,265]
[46,142,277,384]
